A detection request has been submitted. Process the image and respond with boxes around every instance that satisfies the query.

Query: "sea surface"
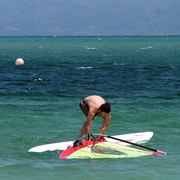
[0,36,179,180]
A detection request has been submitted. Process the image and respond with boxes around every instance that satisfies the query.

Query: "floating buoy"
[15,58,24,65]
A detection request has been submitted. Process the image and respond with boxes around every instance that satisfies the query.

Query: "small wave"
[76,67,94,70]
[140,46,152,50]
[84,46,96,50]
[30,78,48,82]
[113,63,125,66]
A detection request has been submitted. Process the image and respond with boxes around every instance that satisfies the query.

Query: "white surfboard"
[28,131,153,153]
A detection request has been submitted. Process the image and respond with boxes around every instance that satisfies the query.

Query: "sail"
[60,139,164,159]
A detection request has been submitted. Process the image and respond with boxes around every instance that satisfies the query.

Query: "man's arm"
[78,121,87,139]
[78,110,94,139]
[94,115,111,142]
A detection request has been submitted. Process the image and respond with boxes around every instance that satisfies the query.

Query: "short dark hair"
[99,103,111,113]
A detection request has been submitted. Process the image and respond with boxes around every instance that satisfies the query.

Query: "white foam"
[113,63,124,66]
[84,46,96,50]
[140,46,152,50]
[76,67,93,69]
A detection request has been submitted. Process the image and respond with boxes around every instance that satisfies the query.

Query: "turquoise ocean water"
[0,36,179,179]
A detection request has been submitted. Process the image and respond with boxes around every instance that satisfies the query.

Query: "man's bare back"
[84,95,106,114]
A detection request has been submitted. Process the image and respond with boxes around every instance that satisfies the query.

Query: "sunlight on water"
[0,36,179,180]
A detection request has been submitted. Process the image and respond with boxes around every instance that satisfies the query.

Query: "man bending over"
[78,95,111,142]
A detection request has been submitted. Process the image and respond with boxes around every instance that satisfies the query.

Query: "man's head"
[99,103,111,114]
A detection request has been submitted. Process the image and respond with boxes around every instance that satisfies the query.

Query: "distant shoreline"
[0,35,180,38]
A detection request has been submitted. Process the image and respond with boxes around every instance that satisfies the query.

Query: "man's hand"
[73,139,83,147]
[93,136,101,143]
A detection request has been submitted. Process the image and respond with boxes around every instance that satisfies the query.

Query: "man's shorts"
[79,100,89,117]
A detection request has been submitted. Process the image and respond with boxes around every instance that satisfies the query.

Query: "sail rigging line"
[91,134,166,154]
